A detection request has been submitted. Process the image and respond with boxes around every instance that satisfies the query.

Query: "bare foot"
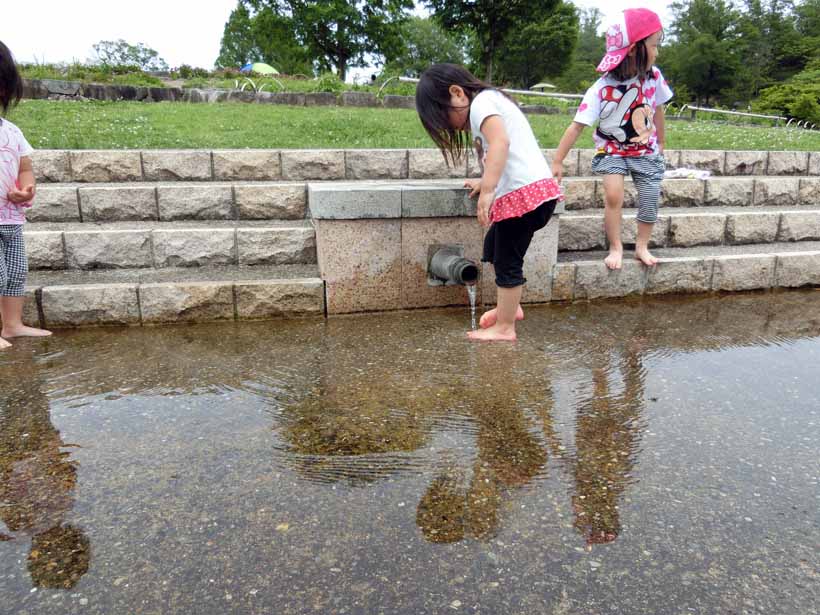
[0,337,11,350]
[479,306,524,329]
[604,248,623,270]
[634,247,658,267]
[467,325,517,342]
[1,325,53,338]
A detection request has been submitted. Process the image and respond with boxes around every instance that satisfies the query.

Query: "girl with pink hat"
[552,8,673,269]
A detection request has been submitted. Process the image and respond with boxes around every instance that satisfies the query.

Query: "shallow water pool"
[1,291,818,615]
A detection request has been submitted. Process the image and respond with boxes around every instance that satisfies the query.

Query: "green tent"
[241,62,279,75]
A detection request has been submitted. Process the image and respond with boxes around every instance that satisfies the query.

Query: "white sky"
[1,0,675,80]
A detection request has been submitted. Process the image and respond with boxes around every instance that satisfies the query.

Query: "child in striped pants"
[552,8,673,270]
[0,40,51,349]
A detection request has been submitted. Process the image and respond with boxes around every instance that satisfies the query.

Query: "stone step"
[31,181,308,223]
[30,176,820,223]
[24,265,324,327]
[559,206,820,251]
[553,241,820,301]
[561,176,820,211]
[24,220,316,271]
[31,149,820,185]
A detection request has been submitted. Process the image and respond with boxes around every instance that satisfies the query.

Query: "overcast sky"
[1,0,675,80]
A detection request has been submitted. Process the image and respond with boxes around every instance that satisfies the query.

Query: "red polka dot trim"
[490,178,564,223]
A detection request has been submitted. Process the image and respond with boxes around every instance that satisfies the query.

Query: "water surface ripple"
[1,291,818,614]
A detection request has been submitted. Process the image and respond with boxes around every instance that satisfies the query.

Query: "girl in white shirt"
[416,64,563,342]
[0,41,51,349]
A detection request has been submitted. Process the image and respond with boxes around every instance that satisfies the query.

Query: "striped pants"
[591,154,666,224]
[0,225,28,297]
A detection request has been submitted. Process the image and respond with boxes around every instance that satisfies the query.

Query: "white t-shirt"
[0,119,34,225]
[574,66,674,157]
[469,89,552,199]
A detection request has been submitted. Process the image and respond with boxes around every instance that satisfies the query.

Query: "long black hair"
[0,40,23,117]
[415,64,497,167]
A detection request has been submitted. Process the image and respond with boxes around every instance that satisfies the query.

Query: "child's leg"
[1,297,52,338]
[470,201,556,341]
[634,222,658,266]
[602,174,626,270]
[631,157,665,267]
[0,227,51,339]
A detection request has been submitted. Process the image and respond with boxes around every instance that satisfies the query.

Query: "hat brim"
[596,48,630,73]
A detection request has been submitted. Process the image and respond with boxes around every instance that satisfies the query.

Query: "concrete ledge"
[142,151,212,181]
[309,183,402,219]
[309,180,564,220]
[775,252,820,287]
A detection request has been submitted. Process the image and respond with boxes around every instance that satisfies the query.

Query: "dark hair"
[608,33,662,82]
[415,63,496,167]
[0,40,23,116]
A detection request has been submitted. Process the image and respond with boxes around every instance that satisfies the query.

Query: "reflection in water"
[0,358,90,589]
[569,346,647,545]
[0,292,818,612]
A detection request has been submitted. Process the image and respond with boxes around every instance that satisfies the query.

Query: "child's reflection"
[0,363,90,589]
[416,348,556,543]
[570,346,646,545]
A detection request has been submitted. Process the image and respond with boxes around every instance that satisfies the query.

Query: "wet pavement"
[0,291,818,615]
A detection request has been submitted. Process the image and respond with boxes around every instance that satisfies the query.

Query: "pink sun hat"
[596,8,663,73]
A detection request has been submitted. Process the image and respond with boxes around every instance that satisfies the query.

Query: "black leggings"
[482,200,557,288]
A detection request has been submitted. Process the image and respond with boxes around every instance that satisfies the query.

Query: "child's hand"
[477,191,493,227]
[7,184,36,205]
[551,160,564,184]
[464,178,481,198]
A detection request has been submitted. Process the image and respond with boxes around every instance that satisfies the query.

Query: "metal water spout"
[428,246,479,286]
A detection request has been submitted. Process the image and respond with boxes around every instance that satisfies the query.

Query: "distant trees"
[92,40,169,72]
[219,0,412,80]
[382,17,467,77]
[662,0,820,111]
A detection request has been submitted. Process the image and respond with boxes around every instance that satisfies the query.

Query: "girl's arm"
[476,115,510,227]
[654,106,666,154]
[7,156,36,205]
[551,122,586,182]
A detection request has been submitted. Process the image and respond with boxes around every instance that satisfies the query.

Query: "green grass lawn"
[8,99,820,151]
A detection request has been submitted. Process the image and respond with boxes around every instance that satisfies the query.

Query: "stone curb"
[551,251,820,301]
[27,278,325,328]
[23,78,569,116]
[31,149,820,185]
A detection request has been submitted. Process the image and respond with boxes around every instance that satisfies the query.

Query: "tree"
[664,0,743,105]
[92,40,169,71]
[382,17,466,77]
[245,0,413,81]
[495,1,579,88]
[217,2,314,74]
[426,0,560,82]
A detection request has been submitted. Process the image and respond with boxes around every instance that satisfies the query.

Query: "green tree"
[216,3,258,68]
[217,2,314,74]
[495,1,579,88]
[382,17,466,77]
[664,0,743,105]
[426,0,560,82]
[245,0,413,81]
[92,40,169,71]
